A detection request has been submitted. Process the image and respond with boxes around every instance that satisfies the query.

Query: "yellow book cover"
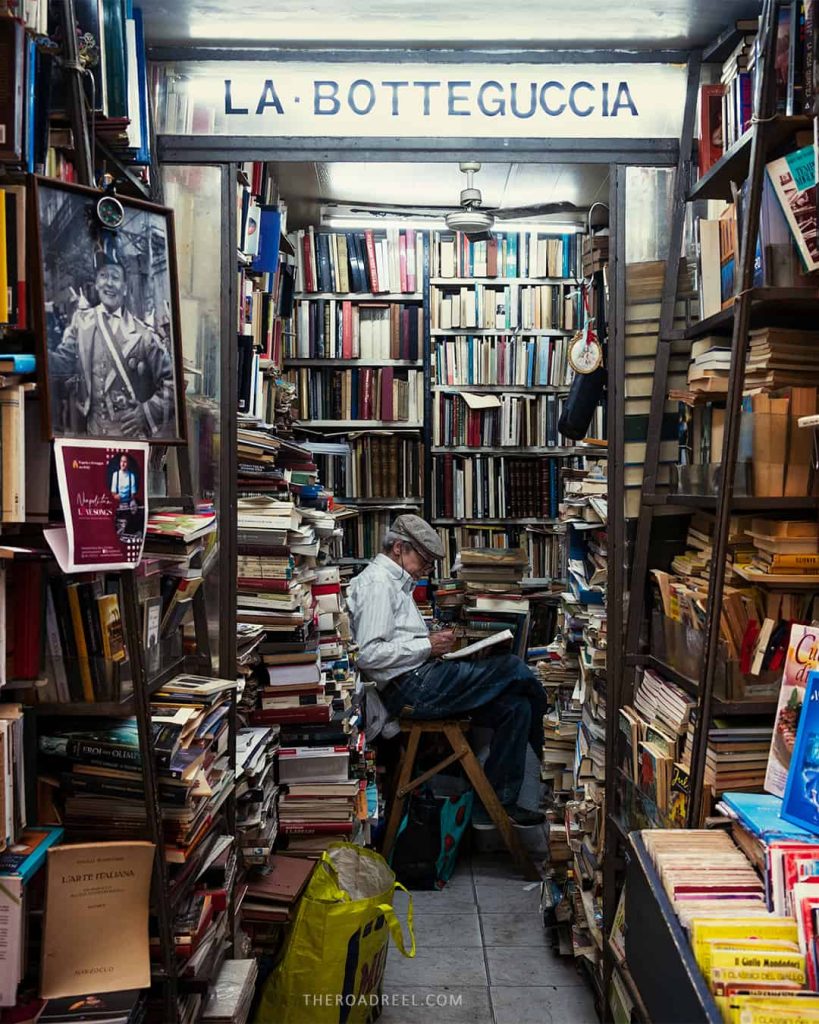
[728,991,813,1024]
[692,919,799,976]
[710,949,805,976]
[66,584,94,702]
[735,1001,819,1024]
[711,966,806,989]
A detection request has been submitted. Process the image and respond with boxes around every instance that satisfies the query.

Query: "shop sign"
[156,61,686,139]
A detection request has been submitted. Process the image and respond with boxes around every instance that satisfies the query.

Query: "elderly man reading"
[347,514,546,826]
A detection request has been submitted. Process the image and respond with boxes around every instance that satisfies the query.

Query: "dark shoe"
[508,806,546,826]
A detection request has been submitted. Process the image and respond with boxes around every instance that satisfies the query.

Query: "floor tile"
[491,984,598,1024]
[384,946,489,988]
[378,985,492,1023]
[485,947,586,988]
[395,888,478,914]
[470,853,518,878]
[411,911,482,949]
[475,886,542,913]
[480,911,551,948]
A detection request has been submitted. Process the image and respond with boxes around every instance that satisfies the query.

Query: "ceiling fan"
[324,162,584,240]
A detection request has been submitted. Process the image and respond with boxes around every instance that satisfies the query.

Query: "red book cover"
[443,454,454,517]
[698,84,725,177]
[237,578,293,593]
[399,232,408,293]
[341,301,353,359]
[302,232,315,292]
[381,367,394,421]
[311,582,341,596]
[364,231,379,292]
[250,705,332,725]
[362,368,373,420]
[11,562,42,679]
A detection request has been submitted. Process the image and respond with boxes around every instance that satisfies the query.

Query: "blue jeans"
[380,654,546,807]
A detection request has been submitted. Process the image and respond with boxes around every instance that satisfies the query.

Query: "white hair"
[383,530,412,553]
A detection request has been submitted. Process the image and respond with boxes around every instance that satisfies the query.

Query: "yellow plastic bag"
[255,842,415,1024]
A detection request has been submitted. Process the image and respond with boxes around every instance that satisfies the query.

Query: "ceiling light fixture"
[324,216,584,234]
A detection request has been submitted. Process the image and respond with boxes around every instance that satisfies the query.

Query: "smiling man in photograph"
[48,247,177,439]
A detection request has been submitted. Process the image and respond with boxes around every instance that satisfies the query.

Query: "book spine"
[66,585,94,701]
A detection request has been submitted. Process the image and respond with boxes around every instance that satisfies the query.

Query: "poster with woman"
[45,439,149,572]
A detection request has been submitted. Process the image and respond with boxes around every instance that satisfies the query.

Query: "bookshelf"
[283,228,431,552]
[427,229,587,577]
[607,6,819,1022]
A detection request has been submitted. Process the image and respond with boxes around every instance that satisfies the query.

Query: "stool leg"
[443,724,540,882]
[382,726,421,861]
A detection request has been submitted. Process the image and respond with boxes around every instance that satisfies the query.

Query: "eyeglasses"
[410,546,435,572]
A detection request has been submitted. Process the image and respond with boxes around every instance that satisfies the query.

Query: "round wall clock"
[568,325,603,374]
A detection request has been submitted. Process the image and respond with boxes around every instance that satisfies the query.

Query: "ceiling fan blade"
[464,230,493,242]
[491,202,581,220]
[326,201,457,217]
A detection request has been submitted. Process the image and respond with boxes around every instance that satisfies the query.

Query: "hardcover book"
[766,624,819,798]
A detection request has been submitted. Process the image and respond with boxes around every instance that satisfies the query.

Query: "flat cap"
[390,514,445,561]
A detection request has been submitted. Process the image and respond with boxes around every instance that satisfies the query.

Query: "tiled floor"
[381,852,599,1024]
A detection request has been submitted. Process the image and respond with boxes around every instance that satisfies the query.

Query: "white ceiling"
[272,161,610,228]
[140,0,763,48]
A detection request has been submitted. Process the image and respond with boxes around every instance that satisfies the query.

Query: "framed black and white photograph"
[32,177,187,443]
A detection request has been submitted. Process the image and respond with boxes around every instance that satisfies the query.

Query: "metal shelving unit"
[604,4,817,1018]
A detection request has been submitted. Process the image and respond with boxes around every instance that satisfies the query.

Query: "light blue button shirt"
[347,553,432,687]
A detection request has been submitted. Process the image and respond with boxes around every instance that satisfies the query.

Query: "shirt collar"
[374,553,415,593]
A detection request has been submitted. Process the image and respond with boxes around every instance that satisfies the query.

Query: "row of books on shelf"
[238,256,296,344]
[433,526,560,581]
[432,390,567,448]
[287,366,424,423]
[433,452,561,520]
[430,281,578,332]
[291,299,422,361]
[294,227,423,295]
[312,434,424,501]
[697,5,817,176]
[433,335,573,388]
[429,229,581,281]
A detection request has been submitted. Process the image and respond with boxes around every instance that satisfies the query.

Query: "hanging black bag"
[558,365,606,440]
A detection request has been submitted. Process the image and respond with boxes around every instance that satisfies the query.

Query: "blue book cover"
[0,826,64,883]
[526,341,535,387]
[0,354,36,374]
[721,791,817,840]
[252,208,282,276]
[782,670,819,834]
[132,9,151,164]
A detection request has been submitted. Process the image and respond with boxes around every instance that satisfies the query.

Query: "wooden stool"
[381,719,540,882]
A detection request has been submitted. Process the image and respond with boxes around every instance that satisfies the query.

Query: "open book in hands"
[442,629,514,660]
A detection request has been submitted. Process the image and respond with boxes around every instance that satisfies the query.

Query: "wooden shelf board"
[296,420,423,429]
[284,358,423,368]
[431,445,581,455]
[295,292,423,301]
[688,116,812,203]
[340,497,423,506]
[430,276,579,286]
[432,517,559,526]
[431,384,571,393]
[654,493,819,511]
[684,287,819,339]
[431,328,573,337]
[733,565,819,587]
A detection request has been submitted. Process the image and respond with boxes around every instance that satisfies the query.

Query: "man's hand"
[429,630,457,658]
[121,401,149,436]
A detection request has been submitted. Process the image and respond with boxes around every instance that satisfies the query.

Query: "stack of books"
[235,725,281,869]
[719,21,758,149]
[670,336,732,402]
[201,959,258,1024]
[454,547,530,657]
[743,520,819,579]
[241,854,315,957]
[682,717,773,798]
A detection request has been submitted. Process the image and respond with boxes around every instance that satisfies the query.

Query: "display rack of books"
[429,228,595,583]
[612,5,819,1021]
[537,457,608,989]
[282,227,428,560]
[236,163,297,418]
